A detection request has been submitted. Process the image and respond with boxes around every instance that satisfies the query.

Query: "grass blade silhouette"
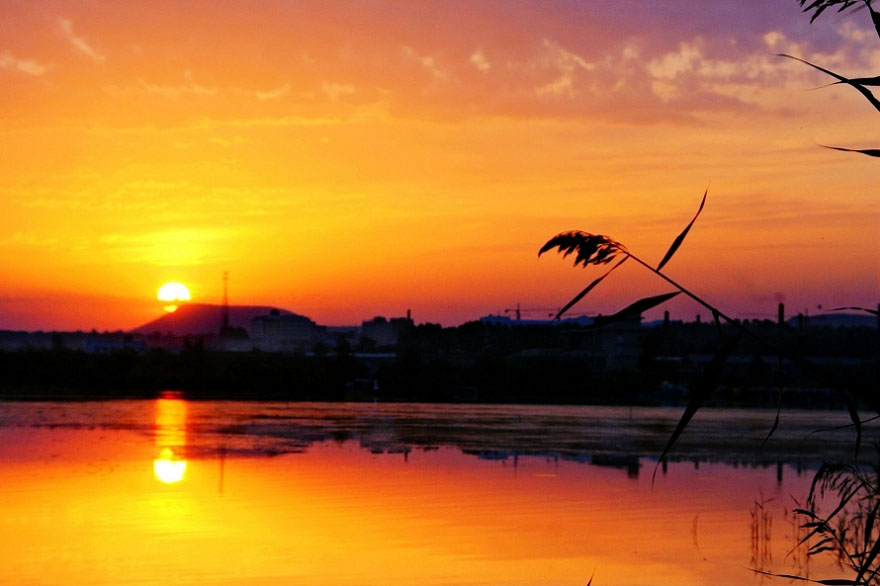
[653,330,742,484]
[656,188,707,272]
[751,568,860,584]
[821,145,880,157]
[761,402,782,448]
[863,500,880,558]
[845,394,862,456]
[589,291,680,329]
[856,535,880,586]
[829,75,880,86]
[553,256,628,320]
[780,53,880,113]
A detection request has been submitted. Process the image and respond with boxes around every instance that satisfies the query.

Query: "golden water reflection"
[0,401,867,586]
[153,392,187,484]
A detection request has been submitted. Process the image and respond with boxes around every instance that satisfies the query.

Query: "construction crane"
[502,303,596,321]
[503,303,561,321]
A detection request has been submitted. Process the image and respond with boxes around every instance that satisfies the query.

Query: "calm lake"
[1,396,874,585]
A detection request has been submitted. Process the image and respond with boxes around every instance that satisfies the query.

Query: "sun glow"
[153,393,188,484]
[157,282,191,313]
[153,448,187,484]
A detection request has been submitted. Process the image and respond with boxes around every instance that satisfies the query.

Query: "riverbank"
[0,345,868,409]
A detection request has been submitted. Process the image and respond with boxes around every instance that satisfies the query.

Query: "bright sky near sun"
[1,1,877,331]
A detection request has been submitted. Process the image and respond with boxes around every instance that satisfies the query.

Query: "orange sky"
[1,1,877,330]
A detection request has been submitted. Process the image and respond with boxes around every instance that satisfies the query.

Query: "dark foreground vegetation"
[1,319,875,407]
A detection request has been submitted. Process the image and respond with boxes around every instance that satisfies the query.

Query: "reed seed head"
[538,231,626,267]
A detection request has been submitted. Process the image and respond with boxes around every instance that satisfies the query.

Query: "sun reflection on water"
[153,392,188,484]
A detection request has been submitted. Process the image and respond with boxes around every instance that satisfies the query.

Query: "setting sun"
[0,0,875,332]
[157,282,191,313]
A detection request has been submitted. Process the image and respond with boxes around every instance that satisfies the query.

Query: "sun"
[157,282,191,313]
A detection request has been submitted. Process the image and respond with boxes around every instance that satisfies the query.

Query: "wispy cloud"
[105,76,302,103]
[647,42,701,80]
[470,48,490,73]
[402,46,447,79]
[209,135,246,148]
[98,228,234,266]
[141,79,218,98]
[321,82,356,101]
[59,18,105,63]
[0,50,47,76]
[256,83,292,101]
[1,232,59,250]
[535,38,595,97]
[105,72,218,99]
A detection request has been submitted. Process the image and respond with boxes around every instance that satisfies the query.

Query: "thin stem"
[625,253,737,325]
[624,252,821,371]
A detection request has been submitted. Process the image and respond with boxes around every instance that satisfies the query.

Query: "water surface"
[1,398,872,585]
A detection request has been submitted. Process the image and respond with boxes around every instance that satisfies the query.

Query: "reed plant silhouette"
[768,4,879,583]
[539,183,879,482]
[540,190,770,481]
[789,455,880,585]
[543,1,877,582]
[542,0,878,470]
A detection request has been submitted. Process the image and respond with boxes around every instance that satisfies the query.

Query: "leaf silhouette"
[820,144,880,157]
[750,569,860,585]
[856,533,880,586]
[798,0,877,40]
[844,393,862,457]
[656,188,707,272]
[863,500,880,556]
[872,0,880,39]
[589,291,680,329]
[585,569,595,586]
[829,75,880,86]
[799,0,861,23]
[761,382,784,448]
[653,330,742,484]
[539,231,624,268]
[554,256,628,320]
[779,53,880,113]
[761,408,781,448]
[711,308,723,339]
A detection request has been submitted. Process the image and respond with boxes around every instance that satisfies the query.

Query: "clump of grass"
[753,457,880,585]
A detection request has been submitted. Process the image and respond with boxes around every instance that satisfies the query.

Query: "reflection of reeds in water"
[793,459,880,585]
[751,495,774,574]
[784,504,812,582]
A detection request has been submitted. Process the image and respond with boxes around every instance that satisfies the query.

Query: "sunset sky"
[2,0,877,331]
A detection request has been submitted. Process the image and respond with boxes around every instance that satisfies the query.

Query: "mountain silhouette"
[130,304,303,336]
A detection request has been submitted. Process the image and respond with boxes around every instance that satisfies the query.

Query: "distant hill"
[130,304,303,335]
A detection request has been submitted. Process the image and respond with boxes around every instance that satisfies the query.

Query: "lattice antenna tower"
[222,270,230,330]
